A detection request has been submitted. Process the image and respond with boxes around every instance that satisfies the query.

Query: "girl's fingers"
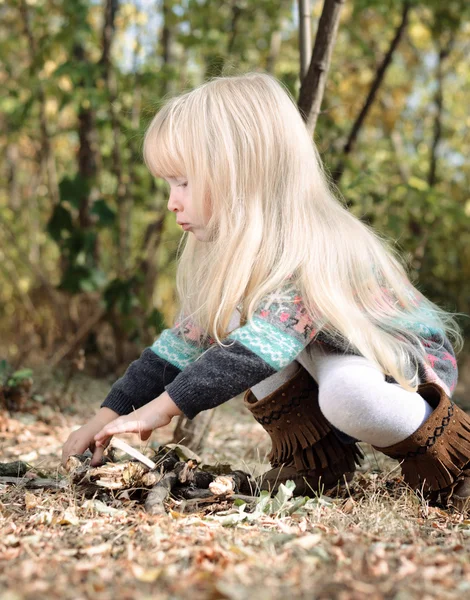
[90,444,106,467]
[94,419,149,443]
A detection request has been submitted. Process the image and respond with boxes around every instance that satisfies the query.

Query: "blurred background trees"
[1,0,469,379]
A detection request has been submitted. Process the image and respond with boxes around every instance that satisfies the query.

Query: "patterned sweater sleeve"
[166,285,318,419]
[378,280,459,396]
[394,284,459,397]
[100,312,212,415]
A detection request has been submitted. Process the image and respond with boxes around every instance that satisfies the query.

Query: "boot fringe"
[400,407,470,492]
[376,383,470,496]
[244,365,363,482]
[268,424,363,474]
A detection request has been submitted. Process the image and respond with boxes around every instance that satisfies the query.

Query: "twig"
[48,307,106,366]
[145,472,178,515]
[0,476,68,490]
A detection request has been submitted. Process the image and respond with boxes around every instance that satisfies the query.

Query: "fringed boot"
[373,382,470,511]
[244,364,363,496]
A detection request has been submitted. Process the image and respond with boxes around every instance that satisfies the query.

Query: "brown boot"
[244,365,363,497]
[373,382,470,510]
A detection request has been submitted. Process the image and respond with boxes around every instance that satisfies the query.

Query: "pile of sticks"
[1,438,259,514]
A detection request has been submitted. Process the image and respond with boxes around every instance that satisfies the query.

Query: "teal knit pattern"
[149,281,458,396]
[151,328,206,371]
[228,317,306,370]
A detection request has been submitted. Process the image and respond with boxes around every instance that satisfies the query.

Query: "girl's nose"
[167,191,182,213]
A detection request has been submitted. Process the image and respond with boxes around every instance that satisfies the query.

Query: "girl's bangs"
[143,110,186,179]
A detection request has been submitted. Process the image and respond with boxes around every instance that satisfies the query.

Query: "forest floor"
[1,367,470,600]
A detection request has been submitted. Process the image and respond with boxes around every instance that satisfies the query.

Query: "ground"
[1,367,470,600]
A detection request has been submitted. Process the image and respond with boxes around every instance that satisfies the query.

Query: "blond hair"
[143,72,464,392]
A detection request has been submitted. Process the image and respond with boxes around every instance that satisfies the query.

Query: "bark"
[297,0,346,136]
[298,0,312,80]
[145,472,179,515]
[71,36,101,271]
[0,477,68,490]
[73,49,100,230]
[332,1,411,186]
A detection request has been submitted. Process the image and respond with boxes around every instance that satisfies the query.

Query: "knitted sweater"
[101,283,458,419]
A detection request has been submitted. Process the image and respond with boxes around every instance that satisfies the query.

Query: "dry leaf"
[58,510,79,526]
[130,563,162,582]
[285,534,322,550]
[24,491,41,510]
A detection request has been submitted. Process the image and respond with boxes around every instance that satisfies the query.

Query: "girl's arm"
[92,286,317,445]
[100,313,213,416]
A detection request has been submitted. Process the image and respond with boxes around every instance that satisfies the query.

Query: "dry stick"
[332,0,411,185]
[297,0,346,136]
[145,472,179,515]
[48,307,106,367]
[0,477,68,490]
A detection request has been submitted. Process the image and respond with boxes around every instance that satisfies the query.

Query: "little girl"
[62,72,470,509]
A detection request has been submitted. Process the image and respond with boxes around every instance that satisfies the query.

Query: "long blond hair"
[143,72,464,392]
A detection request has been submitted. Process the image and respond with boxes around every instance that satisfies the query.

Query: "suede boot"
[373,382,470,510]
[244,365,363,496]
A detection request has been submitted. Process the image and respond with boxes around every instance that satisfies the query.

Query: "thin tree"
[298,0,312,80]
[332,1,411,185]
[297,0,346,135]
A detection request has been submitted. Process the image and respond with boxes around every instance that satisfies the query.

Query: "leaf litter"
[2,375,470,599]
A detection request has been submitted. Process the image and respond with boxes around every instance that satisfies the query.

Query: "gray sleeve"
[165,340,276,419]
[100,348,181,415]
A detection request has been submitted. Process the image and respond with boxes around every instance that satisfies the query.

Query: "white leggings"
[250,344,433,448]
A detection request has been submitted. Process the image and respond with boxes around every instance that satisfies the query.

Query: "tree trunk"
[297,0,346,136]
[298,0,312,80]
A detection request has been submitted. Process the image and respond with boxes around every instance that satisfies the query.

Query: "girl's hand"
[61,407,119,468]
[93,392,183,448]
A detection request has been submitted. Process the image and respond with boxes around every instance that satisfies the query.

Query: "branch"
[332,0,411,185]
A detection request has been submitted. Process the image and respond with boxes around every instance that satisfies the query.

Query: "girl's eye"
[178,182,188,188]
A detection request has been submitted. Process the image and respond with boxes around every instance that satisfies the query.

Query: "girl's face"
[164,177,211,242]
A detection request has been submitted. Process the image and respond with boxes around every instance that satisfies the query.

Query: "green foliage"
[1,0,469,365]
[0,359,33,389]
[208,480,336,526]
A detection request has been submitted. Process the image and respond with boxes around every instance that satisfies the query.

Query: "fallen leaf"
[130,563,162,582]
[24,491,41,510]
[285,534,322,550]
